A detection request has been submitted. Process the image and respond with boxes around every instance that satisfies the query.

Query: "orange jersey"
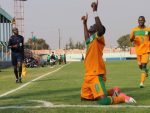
[130,26,150,55]
[84,33,106,76]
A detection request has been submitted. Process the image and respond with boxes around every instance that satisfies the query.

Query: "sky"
[0,0,150,49]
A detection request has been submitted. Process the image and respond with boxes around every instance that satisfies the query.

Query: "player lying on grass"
[80,0,136,105]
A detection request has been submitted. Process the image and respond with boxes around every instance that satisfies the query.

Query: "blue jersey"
[8,35,24,53]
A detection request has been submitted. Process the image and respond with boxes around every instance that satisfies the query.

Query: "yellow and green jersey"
[130,26,150,55]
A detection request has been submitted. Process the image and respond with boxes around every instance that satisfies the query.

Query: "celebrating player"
[130,16,150,88]
[80,0,136,105]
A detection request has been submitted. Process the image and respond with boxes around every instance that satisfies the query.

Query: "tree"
[117,34,133,50]
[74,41,85,49]
[65,38,85,50]
[75,42,80,49]
[65,44,69,50]
[68,38,74,49]
[25,38,49,50]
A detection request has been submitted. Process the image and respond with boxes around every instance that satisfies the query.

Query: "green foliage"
[117,34,133,50]
[25,38,49,50]
[65,38,85,50]
[74,41,85,49]
[68,38,74,49]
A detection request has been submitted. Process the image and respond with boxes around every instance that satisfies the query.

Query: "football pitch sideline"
[0,61,150,113]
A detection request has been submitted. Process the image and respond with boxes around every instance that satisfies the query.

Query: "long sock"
[112,96,125,104]
[19,65,22,78]
[140,73,146,84]
[97,96,112,105]
[14,67,18,79]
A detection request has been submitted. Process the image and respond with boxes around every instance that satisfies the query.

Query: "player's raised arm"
[81,13,89,40]
[91,0,98,11]
[96,0,99,7]
[91,0,105,37]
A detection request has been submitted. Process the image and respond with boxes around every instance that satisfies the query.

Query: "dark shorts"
[11,52,24,66]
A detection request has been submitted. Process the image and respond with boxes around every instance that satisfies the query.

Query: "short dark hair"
[97,25,106,37]
[138,16,145,21]
[12,27,18,32]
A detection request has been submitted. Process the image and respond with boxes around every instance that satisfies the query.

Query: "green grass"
[0,61,150,113]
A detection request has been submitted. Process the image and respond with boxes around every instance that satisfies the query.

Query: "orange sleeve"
[130,29,135,40]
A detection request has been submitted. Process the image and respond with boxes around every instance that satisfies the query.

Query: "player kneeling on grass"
[80,0,136,105]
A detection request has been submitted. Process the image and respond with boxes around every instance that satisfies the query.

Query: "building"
[0,7,12,61]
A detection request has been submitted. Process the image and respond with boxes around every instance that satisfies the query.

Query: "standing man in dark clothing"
[50,52,56,60]
[47,55,51,65]
[63,54,67,64]
[50,52,56,66]
[81,54,84,61]
[8,27,24,83]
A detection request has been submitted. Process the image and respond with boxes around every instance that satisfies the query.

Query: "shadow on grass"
[1,86,150,105]
[0,87,81,101]
[119,87,150,103]
[121,87,139,93]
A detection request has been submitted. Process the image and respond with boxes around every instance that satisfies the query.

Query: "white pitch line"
[27,100,150,108]
[1,100,150,109]
[1,104,150,109]
[0,64,69,98]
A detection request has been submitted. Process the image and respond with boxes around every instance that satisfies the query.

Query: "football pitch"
[0,61,150,113]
